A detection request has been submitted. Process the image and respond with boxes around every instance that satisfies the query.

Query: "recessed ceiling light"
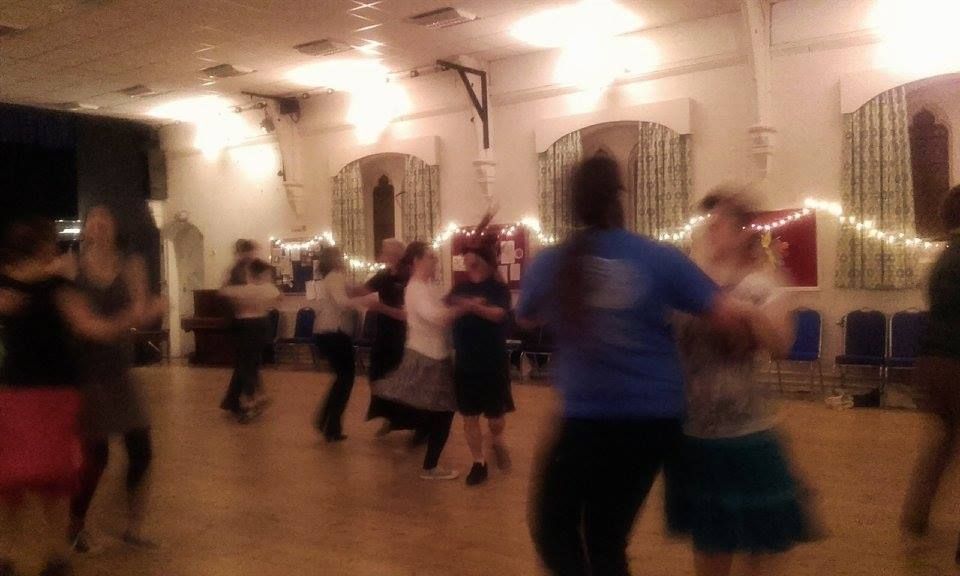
[408,7,477,29]
[511,0,641,48]
[53,102,100,112]
[119,84,158,97]
[295,38,354,57]
[201,63,255,79]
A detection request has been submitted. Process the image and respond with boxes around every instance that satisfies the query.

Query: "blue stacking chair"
[276,307,318,365]
[886,309,929,373]
[776,308,823,391]
[836,309,887,389]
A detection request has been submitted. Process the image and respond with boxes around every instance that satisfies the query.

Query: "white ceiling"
[0,0,740,120]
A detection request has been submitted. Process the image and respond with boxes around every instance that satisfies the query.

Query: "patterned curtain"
[538,131,583,241]
[635,122,692,238]
[401,155,441,243]
[332,160,366,260]
[836,86,919,289]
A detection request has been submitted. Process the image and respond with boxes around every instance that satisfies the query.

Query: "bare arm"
[748,294,794,359]
[56,287,135,342]
[370,300,407,322]
[123,255,165,328]
[462,298,507,323]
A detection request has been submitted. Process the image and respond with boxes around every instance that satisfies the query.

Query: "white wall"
[158,0,947,367]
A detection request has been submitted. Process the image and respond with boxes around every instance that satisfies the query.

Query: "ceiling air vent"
[408,7,476,29]
[120,84,158,97]
[0,23,25,38]
[54,102,100,112]
[295,39,353,57]
[200,63,254,78]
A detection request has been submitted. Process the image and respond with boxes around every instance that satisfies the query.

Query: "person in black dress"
[0,218,137,576]
[68,206,164,552]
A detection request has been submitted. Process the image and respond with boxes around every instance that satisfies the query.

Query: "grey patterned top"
[676,271,780,439]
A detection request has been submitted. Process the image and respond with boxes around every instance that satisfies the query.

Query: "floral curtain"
[538,131,583,241]
[635,122,692,238]
[836,86,919,289]
[332,160,366,261]
[401,155,441,243]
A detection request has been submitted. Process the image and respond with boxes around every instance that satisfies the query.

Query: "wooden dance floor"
[74,364,959,576]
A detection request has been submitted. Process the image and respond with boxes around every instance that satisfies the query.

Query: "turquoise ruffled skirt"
[668,429,816,554]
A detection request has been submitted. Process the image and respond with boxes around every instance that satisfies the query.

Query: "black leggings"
[314,332,356,438]
[531,418,682,576]
[421,411,455,470]
[71,428,153,527]
[221,318,267,412]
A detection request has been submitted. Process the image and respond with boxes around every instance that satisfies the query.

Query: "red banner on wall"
[451,224,529,290]
[749,209,818,288]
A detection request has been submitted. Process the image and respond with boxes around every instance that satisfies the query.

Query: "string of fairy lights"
[270,197,945,275]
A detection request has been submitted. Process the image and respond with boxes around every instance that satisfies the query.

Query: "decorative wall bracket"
[748,124,777,181]
[438,59,490,150]
[284,181,305,218]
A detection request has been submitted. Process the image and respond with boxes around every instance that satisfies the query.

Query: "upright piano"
[181,290,234,365]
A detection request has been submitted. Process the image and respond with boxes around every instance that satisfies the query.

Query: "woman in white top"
[219,258,280,422]
[313,247,364,442]
[371,241,468,480]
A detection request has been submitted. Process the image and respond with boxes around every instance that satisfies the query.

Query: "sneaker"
[70,529,91,554]
[492,444,513,472]
[40,559,72,576]
[420,466,459,481]
[123,530,159,550]
[375,420,393,437]
[465,462,488,486]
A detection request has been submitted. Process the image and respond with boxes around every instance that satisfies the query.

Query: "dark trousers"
[221,318,267,413]
[422,411,455,470]
[903,356,960,532]
[71,428,153,527]
[314,332,356,438]
[531,418,682,576]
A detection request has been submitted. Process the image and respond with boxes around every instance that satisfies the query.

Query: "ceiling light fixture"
[148,95,252,158]
[871,0,960,76]
[286,58,406,144]
[510,0,641,48]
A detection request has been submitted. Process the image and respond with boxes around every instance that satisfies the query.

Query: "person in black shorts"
[449,236,514,486]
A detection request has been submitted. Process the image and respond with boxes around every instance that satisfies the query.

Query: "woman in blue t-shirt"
[517,156,747,575]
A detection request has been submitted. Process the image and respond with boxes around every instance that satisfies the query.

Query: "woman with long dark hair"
[69,205,164,552]
[517,156,743,575]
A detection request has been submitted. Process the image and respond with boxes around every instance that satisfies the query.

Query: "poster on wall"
[451,224,528,290]
[749,209,818,288]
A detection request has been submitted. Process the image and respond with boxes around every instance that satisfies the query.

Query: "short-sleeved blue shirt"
[516,229,718,420]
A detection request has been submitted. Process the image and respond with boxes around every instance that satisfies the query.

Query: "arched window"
[910,108,950,237]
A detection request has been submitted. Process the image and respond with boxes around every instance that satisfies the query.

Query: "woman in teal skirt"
[673,190,818,576]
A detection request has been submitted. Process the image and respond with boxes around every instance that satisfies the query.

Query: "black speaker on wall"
[147,147,167,200]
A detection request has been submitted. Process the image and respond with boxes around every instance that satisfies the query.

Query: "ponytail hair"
[557,155,625,332]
